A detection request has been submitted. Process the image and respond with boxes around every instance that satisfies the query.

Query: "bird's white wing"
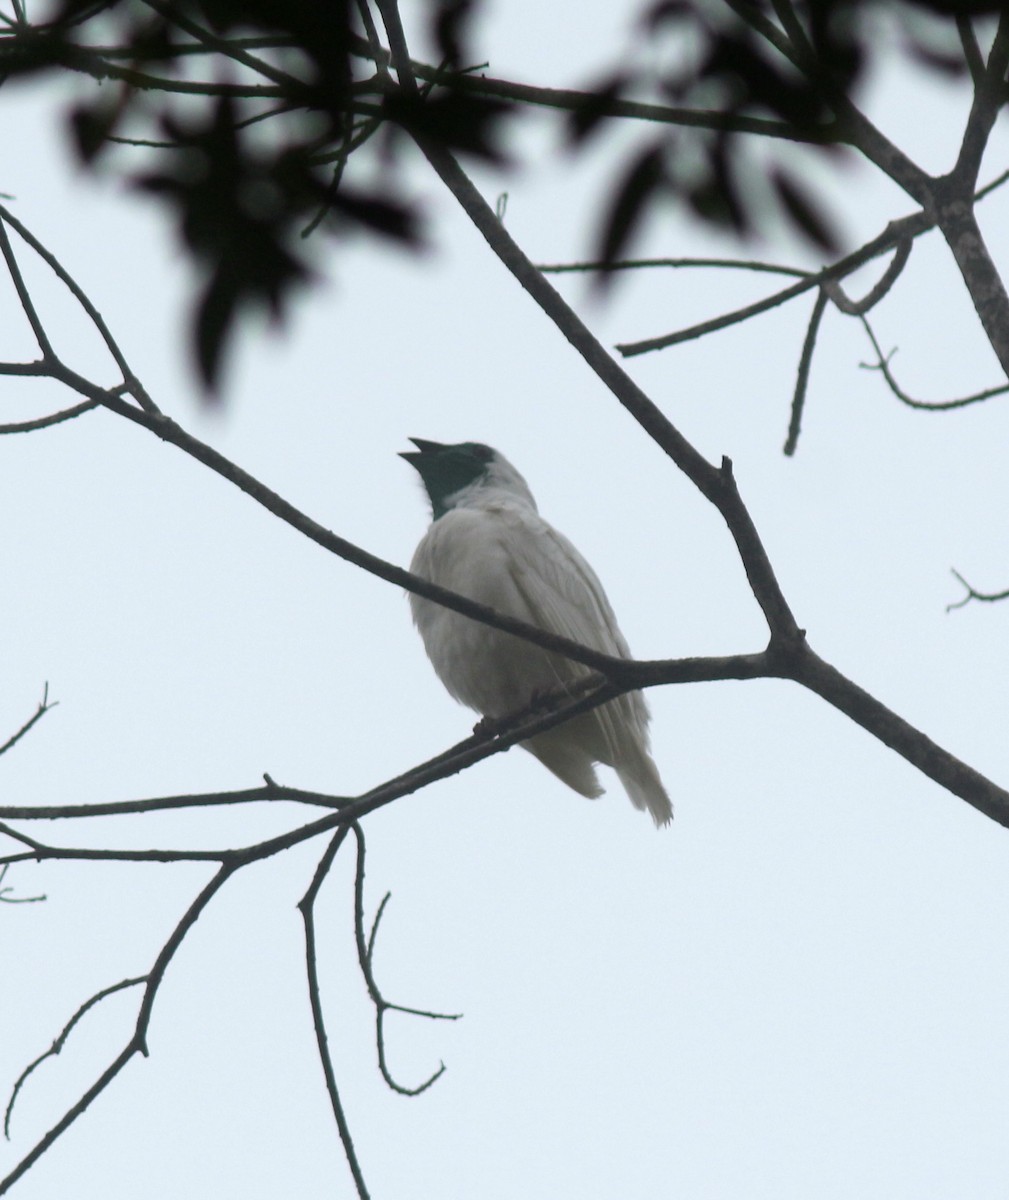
[411,498,644,722]
[492,504,653,752]
[494,505,631,662]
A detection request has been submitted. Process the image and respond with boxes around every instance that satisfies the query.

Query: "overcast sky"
[3,4,1009,1199]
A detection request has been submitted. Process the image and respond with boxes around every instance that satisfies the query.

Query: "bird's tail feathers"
[524,730,605,799]
[616,752,673,827]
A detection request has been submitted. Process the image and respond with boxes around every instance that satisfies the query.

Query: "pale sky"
[2,4,1009,1199]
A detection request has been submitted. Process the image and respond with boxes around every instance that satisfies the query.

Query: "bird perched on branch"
[401,438,671,827]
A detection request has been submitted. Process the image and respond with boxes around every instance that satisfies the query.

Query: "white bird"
[401,439,671,827]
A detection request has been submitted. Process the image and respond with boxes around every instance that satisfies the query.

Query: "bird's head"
[400,439,535,519]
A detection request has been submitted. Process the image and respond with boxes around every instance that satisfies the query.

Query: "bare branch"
[783,288,828,457]
[298,826,371,1200]
[951,13,1009,191]
[140,0,302,91]
[616,214,930,357]
[0,204,159,414]
[957,17,985,85]
[858,317,1009,411]
[0,782,347,821]
[947,569,1009,613]
[4,976,147,1140]
[0,864,235,1196]
[433,71,837,143]
[375,0,418,95]
[0,398,101,433]
[791,645,1009,827]
[351,825,461,1098]
[0,684,57,759]
[0,863,45,905]
[821,236,912,316]
[538,255,807,279]
[0,217,55,362]
[934,194,1009,382]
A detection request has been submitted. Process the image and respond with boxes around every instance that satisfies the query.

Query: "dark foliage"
[0,0,995,387]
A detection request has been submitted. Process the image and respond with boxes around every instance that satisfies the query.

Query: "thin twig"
[139,0,299,91]
[431,70,838,143]
[0,862,45,905]
[0,782,347,821]
[822,236,912,316]
[0,684,57,758]
[951,12,1009,190]
[538,255,807,278]
[0,865,235,1196]
[0,203,159,414]
[4,976,147,1139]
[859,316,1009,411]
[350,825,460,1098]
[615,213,931,357]
[0,399,102,433]
[783,288,828,456]
[298,827,371,1200]
[0,217,55,361]
[957,16,985,85]
[947,569,1009,613]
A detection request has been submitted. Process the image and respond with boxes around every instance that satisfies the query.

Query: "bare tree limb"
[426,70,839,142]
[0,862,45,905]
[350,824,461,1098]
[821,237,912,316]
[0,864,235,1196]
[298,826,371,1200]
[957,16,985,86]
[4,976,147,1140]
[947,569,1009,613]
[0,782,347,821]
[0,399,102,433]
[0,684,57,759]
[950,12,1009,193]
[615,212,931,356]
[858,317,1009,411]
[539,256,807,279]
[783,288,828,457]
[0,204,160,414]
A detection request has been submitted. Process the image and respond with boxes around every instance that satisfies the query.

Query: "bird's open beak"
[399,437,445,463]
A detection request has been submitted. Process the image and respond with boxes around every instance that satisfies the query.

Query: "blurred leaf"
[902,38,970,76]
[703,31,834,134]
[772,167,841,254]
[595,143,666,285]
[431,0,475,70]
[679,133,750,235]
[329,191,421,242]
[135,98,315,389]
[68,100,119,163]
[385,88,512,163]
[566,74,629,146]
[640,0,693,31]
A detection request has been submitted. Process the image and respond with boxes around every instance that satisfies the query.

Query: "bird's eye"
[473,445,493,461]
